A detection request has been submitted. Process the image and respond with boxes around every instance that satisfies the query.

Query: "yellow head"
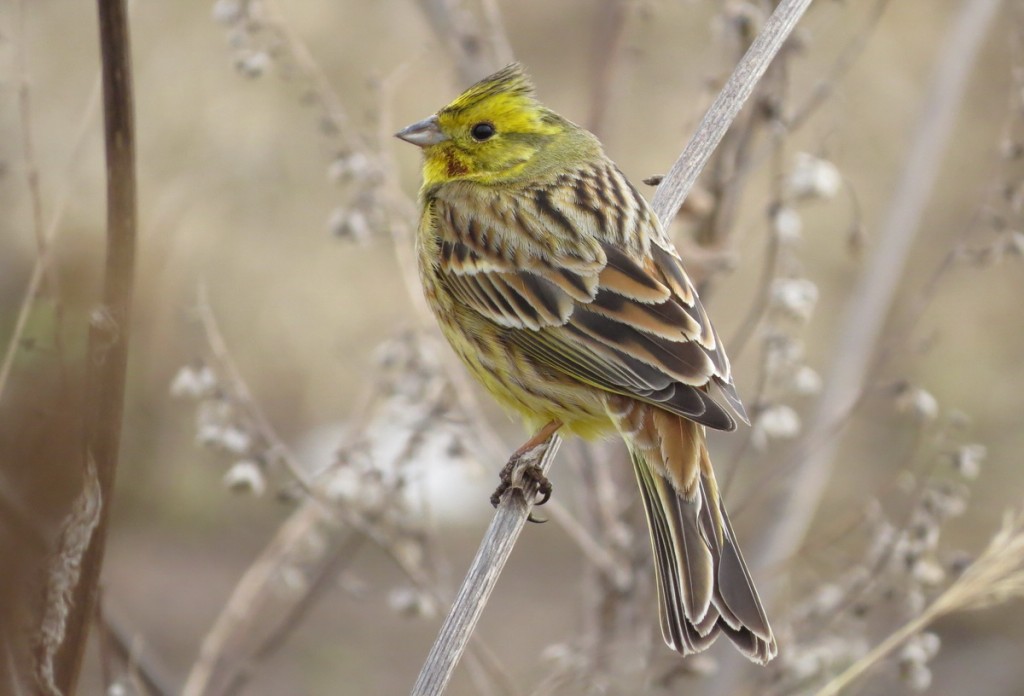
[397,63,593,188]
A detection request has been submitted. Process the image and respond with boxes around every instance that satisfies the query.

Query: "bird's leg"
[490,420,562,511]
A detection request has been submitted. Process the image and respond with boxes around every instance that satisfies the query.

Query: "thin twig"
[693,6,780,258]
[182,503,339,696]
[784,0,894,132]
[13,0,64,332]
[411,435,562,696]
[0,74,101,403]
[414,0,507,84]
[260,0,362,156]
[478,0,514,67]
[216,533,366,696]
[650,0,812,226]
[725,0,895,198]
[97,606,176,696]
[544,499,626,586]
[194,284,318,496]
[56,0,138,691]
[722,226,774,360]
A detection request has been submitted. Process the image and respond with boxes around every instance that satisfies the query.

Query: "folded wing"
[429,168,747,431]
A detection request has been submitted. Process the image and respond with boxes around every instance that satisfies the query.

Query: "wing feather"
[599,245,672,302]
[429,164,745,430]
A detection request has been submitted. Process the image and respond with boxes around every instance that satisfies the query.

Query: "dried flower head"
[952,443,986,480]
[170,363,218,399]
[752,404,801,448]
[772,204,804,243]
[894,384,939,422]
[770,277,818,322]
[786,152,842,200]
[224,460,266,496]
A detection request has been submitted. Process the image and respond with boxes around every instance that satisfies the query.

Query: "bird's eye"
[470,122,496,141]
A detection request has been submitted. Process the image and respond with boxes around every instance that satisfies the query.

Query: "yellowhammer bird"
[397,63,776,663]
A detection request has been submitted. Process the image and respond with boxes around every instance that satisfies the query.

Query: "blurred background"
[2,0,1023,694]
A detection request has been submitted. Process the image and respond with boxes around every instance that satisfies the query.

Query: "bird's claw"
[490,455,553,514]
[525,465,553,506]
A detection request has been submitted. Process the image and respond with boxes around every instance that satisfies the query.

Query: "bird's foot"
[490,456,552,506]
[489,421,561,519]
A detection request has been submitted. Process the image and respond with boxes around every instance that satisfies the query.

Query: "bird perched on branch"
[397,63,776,663]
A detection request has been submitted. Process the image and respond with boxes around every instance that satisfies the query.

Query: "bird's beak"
[395,115,448,147]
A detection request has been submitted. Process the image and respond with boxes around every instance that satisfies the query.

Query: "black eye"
[470,122,496,141]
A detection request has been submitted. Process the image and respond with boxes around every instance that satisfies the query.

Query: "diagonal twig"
[412,436,562,696]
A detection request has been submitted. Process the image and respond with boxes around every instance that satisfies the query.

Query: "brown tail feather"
[614,397,777,663]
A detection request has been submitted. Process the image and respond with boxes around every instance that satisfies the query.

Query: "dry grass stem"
[97,605,175,696]
[816,507,1024,696]
[182,505,362,696]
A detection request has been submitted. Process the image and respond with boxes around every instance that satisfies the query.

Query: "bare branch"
[785,0,894,132]
[182,504,362,696]
[412,436,562,696]
[194,285,318,496]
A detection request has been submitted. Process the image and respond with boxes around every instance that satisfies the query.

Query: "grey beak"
[395,115,448,147]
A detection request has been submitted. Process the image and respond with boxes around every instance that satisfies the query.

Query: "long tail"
[610,397,776,663]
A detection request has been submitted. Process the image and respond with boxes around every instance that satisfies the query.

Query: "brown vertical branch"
[54,0,138,692]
